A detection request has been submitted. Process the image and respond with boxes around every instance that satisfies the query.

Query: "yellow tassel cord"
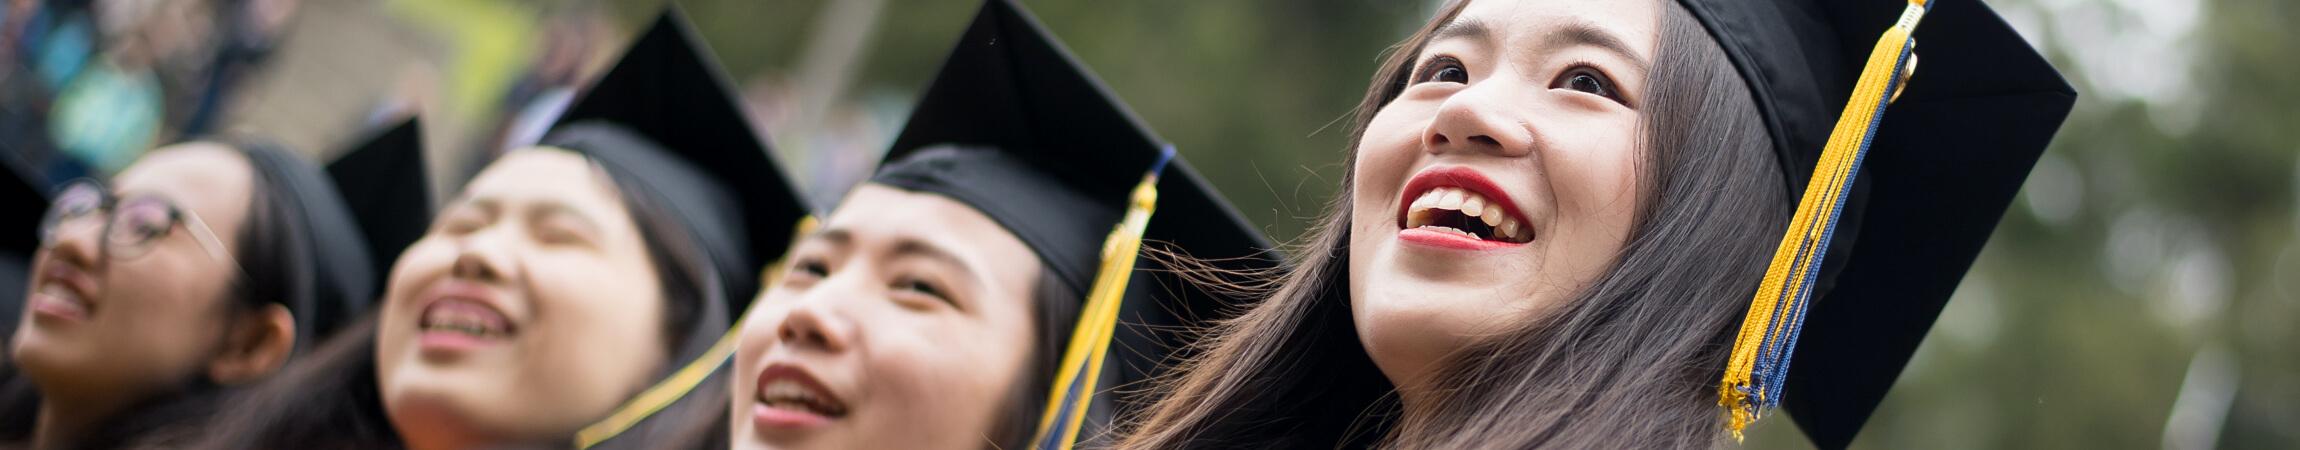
[1717,0,1927,441]
[1028,172,1161,450]
[576,215,821,448]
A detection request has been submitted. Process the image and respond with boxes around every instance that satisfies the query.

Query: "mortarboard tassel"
[1028,146,1175,450]
[1718,0,1928,441]
[574,215,821,448]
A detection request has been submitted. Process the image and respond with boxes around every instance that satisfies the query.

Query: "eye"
[531,215,597,247]
[891,276,955,308]
[1555,65,1621,102]
[1414,56,1469,84]
[790,258,829,280]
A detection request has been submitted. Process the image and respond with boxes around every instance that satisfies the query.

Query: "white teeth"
[420,307,501,337]
[39,283,84,306]
[1403,187,1531,243]
[762,379,819,404]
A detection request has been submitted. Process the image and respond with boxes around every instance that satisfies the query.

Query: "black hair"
[178,150,723,449]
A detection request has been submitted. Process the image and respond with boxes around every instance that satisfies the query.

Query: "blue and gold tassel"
[1719,0,1928,440]
[1028,146,1174,450]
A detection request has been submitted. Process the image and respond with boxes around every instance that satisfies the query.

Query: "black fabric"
[871,0,1279,440]
[548,9,810,319]
[237,141,377,345]
[0,145,45,341]
[1674,0,2076,446]
[325,118,432,299]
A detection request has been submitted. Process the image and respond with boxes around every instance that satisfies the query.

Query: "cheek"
[858,301,1034,443]
[376,239,459,355]
[1537,120,1644,284]
[521,253,668,387]
[1351,104,1431,213]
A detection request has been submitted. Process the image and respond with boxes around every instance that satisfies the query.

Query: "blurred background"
[0,0,2292,447]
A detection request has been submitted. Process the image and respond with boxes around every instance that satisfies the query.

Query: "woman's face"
[731,183,1042,450]
[12,143,252,407]
[1347,0,1658,403]
[375,149,669,448]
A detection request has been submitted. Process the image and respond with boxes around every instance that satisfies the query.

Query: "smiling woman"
[1116,0,2073,447]
[177,10,812,450]
[0,136,386,450]
[729,2,1277,449]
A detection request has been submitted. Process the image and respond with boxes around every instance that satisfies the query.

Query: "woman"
[730,1,1274,449]
[185,11,809,449]
[1118,0,2073,447]
[1,135,386,450]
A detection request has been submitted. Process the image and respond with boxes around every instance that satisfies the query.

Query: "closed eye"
[892,276,957,309]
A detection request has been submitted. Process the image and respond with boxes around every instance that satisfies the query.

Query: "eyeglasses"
[39,178,246,279]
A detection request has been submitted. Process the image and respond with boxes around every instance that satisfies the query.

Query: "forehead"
[114,142,256,225]
[462,148,622,210]
[820,184,1039,277]
[1450,0,1661,57]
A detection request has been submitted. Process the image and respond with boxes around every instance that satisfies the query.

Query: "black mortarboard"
[235,140,382,346]
[325,118,432,294]
[0,148,48,344]
[870,1,1278,447]
[539,8,811,448]
[1682,0,2074,447]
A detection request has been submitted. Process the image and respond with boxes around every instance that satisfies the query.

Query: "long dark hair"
[178,153,722,449]
[0,141,309,450]
[1116,1,1788,448]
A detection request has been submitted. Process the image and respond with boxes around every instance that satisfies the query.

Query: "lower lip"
[27,292,90,323]
[753,403,835,431]
[1397,228,1525,251]
[418,330,505,355]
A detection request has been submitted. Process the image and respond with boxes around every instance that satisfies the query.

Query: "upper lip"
[1395,166,1534,238]
[754,362,850,417]
[413,280,518,334]
[31,257,100,312]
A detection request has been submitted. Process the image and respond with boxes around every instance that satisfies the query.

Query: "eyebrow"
[1430,17,1652,75]
[529,201,604,236]
[813,228,983,287]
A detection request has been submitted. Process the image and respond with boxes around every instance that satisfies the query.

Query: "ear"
[207,304,298,385]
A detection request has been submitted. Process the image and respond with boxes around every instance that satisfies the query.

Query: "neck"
[30,398,114,450]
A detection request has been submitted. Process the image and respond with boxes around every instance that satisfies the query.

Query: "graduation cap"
[535,8,812,448]
[234,139,386,347]
[1682,0,2074,446]
[325,118,433,293]
[0,148,50,343]
[870,1,1278,448]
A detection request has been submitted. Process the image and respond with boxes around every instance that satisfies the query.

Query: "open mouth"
[418,298,514,339]
[754,364,849,427]
[27,263,99,322]
[1396,168,1535,245]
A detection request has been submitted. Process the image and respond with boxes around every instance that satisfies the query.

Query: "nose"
[1424,85,1535,158]
[43,215,104,271]
[450,233,514,283]
[775,296,854,354]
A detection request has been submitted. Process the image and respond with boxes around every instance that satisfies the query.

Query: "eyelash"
[1410,55,1627,105]
[1413,56,1469,84]
[892,276,957,308]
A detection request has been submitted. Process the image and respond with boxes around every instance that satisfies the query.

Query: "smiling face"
[12,142,253,411]
[731,183,1043,450]
[1346,0,1659,404]
[373,149,669,449]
